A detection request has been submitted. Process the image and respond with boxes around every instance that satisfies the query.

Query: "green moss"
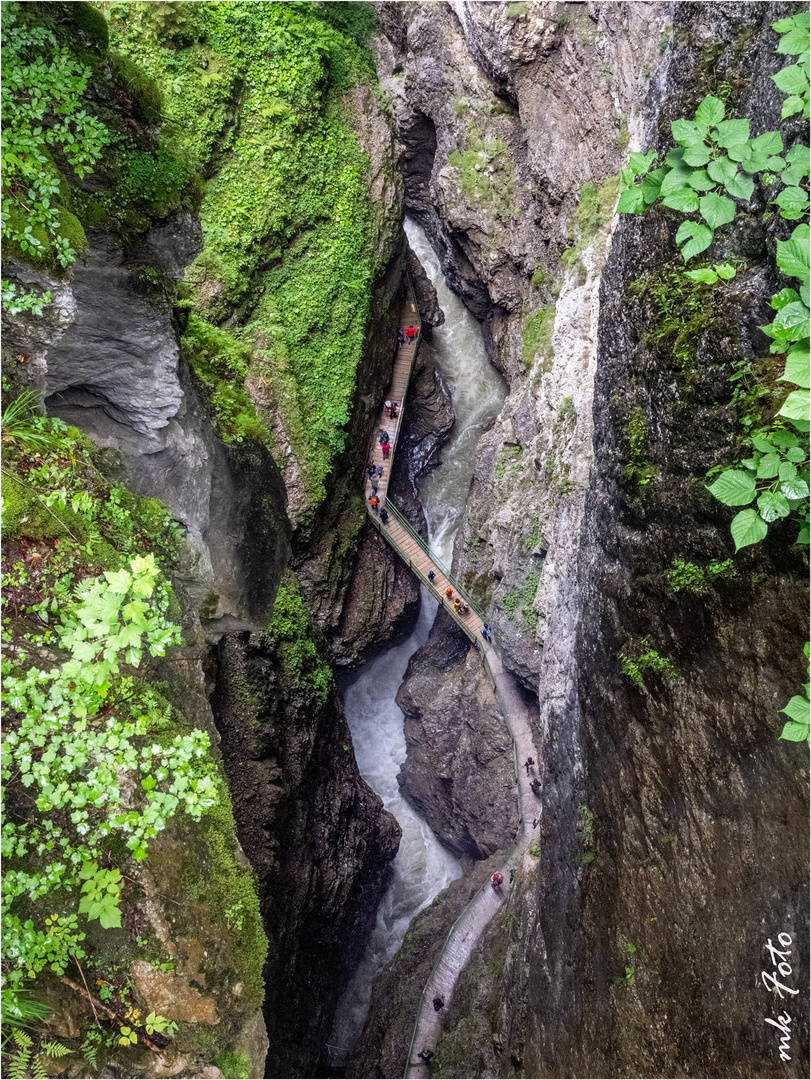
[506,2,529,17]
[560,174,620,281]
[1,475,92,542]
[265,572,332,701]
[108,51,163,123]
[619,639,678,689]
[69,1,110,49]
[2,205,87,271]
[522,305,556,368]
[668,557,736,593]
[614,120,630,150]
[182,315,270,446]
[447,128,517,220]
[212,1051,252,1080]
[623,407,655,487]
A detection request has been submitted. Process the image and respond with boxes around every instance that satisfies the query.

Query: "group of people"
[378,428,391,459]
[398,325,418,346]
[385,399,399,419]
[481,625,493,643]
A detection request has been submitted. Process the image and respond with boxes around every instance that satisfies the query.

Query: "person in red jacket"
[405,325,417,340]
[491,873,504,889]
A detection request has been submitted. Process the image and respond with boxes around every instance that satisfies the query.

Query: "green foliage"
[1,552,220,992]
[619,639,678,689]
[528,844,541,859]
[558,395,576,420]
[1,392,64,453]
[502,571,540,629]
[578,804,597,864]
[182,314,270,445]
[505,2,529,18]
[561,175,620,277]
[212,1050,252,1080]
[623,407,654,487]
[1,2,109,307]
[779,642,810,746]
[522,305,556,368]
[668,557,736,593]
[447,127,516,220]
[265,573,332,701]
[6,1029,47,1080]
[107,1,383,514]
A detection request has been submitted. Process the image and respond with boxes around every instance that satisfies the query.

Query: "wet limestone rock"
[396,608,517,861]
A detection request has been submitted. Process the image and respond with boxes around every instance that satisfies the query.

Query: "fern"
[8,1045,32,1080]
[42,1040,72,1058]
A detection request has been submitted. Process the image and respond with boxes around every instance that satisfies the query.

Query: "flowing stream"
[326,221,508,1066]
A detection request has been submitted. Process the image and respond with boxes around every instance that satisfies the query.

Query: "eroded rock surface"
[396,608,517,861]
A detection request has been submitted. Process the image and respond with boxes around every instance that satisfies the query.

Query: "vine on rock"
[618,12,810,745]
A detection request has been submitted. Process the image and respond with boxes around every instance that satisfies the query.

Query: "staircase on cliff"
[362,274,543,1078]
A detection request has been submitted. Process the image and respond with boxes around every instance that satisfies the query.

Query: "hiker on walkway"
[406,325,418,340]
[445,587,453,600]
[428,570,435,582]
[385,399,392,416]
[390,402,399,419]
[382,441,390,459]
[432,997,444,1012]
[380,507,389,524]
[368,461,377,478]
[530,779,541,796]
[369,495,379,515]
[484,625,493,642]
[371,475,379,492]
[454,598,462,612]
[524,756,535,776]
[491,872,504,890]
[532,818,539,829]
[510,868,516,883]
[376,464,383,478]
[417,1050,434,1063]
[379,429,390,444]
[459,601,469,614]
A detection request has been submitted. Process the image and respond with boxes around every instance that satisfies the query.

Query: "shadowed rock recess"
[1,2,808,1079]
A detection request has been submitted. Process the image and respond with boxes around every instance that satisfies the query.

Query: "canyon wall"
[358,3,809,1078]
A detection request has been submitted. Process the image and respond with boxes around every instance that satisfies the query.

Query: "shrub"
[619,639,678,688]
[669,557,737,593]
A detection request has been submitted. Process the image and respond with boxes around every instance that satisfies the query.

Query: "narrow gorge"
[1,3,808,1080]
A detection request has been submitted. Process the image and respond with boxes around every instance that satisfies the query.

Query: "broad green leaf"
[799,522,811,544]
[749,130,784,156]
[776,224,811,279]
[781,693,811,726]
[756,453,781,478]
[641,168,667,203]
[772,287,801,310]
[708,468,756,505]
[665,147,686,168]
[779,719,810,742]
[785,143,810,168]
[774,186,809,212]
[713,118,750,147]
[772,301,811,340]
[752,435,777,452]
[772,64,809,95]
[687,169,715,191]
[659,166,693,195]
[695,95,725,127]
[740,149,770,174]
[699,192,735,229]
[725,143,749,162]
[662,188,700,212]
[617,186,646,213]
[760,490,794,522]
[714,262,737,280]
[730,507,768,550]
[676,221,714,261]
[684,267,718,283]
[99,908,122,930]
[778,460,799,483]
[781,350,811,388]
[776,26,810,57]
[787,446,807,461]
[778,388,810,422]
[671,118,707,145]
[725,172,755,201]
[766,155,787,172]
[772,14,806,32]
[707,155,738,186]
[782,163,811,186]
[780,475,809,500]
[781,95,805,120]
[628,151,656,174]
[682,143,711,167]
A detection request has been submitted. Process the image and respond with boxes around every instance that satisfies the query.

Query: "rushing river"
[326,221,508,1065]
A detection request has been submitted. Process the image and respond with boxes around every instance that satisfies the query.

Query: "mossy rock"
[68,0,110,50]
[2,475,92,542]
[3,205,87,272]
[109,50,163,124]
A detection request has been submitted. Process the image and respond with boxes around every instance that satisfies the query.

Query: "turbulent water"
[327,221,508,1064]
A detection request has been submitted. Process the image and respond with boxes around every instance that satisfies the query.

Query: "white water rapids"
[326,221,507,1065]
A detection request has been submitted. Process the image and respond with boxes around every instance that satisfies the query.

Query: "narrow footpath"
[363,282,543,1078]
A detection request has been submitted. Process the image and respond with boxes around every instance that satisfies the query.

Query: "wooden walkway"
[360,279,543,1079]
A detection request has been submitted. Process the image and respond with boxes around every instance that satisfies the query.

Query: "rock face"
[396,608,517,861]
[209,631,401,1079]
[361,3,809,1078]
